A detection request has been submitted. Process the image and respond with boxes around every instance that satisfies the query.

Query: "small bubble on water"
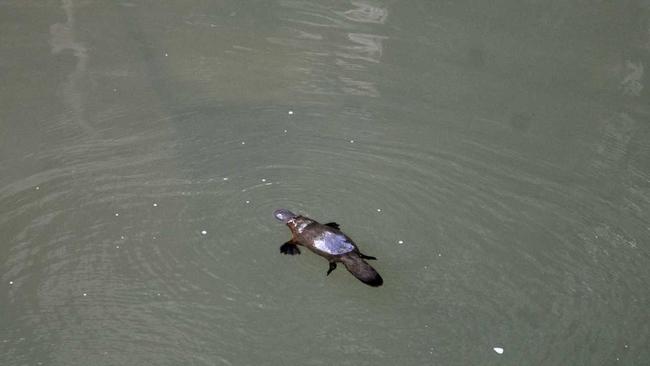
[283,129,288,133]
[115,213,119,217]
[164,52,168,57]
[35,186,40,190]
[261,178,266,182]
[9,281,13,285]
[398,240,404,244]
[350,139,355,143]
[245,200,250,204]
[493,347,504,354]
[376,208,382,212]
[83,293,87,297]
[153,203,158,207]
[201,230,207,235]
[288,110,294,115]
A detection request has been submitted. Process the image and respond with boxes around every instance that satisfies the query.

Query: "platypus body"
[274,209,383,287]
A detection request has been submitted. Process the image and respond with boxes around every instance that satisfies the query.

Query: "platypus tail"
[340,254,383,287]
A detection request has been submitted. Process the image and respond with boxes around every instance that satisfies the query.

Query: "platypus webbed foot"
[324,222,340,230]
[326,262,337,275]
[359,253,377,260]
[280,242,301,255]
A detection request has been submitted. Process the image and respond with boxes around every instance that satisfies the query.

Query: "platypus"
[274,209,383,287]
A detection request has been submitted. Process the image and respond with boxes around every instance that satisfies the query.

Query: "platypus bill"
[274,209,383,287]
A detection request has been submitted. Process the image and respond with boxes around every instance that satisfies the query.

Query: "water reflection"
[271,1,388,97]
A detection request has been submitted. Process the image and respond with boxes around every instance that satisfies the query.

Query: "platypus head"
[273,209,297,223]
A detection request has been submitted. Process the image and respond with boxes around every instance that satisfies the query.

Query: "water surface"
[1,1,649,365]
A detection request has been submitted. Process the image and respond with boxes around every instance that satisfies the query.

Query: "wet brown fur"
[283,216,383,287]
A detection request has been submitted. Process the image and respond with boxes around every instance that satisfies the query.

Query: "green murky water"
[1,1,649,365]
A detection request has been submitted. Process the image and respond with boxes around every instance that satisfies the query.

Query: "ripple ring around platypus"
[274,209,383,287]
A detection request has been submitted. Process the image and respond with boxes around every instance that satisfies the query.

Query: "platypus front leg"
[326,261,337,275]
[324,222,340,230]
[280,241,301,255]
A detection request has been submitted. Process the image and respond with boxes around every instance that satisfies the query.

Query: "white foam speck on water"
[35,186,39,190]
[288,110,294,115]
[164,52,168,57]
[201,230,207,235]
[398,240,404,244]
[153,203,158,207]
[115,213,119,217]
[223,177,229,181]
[245,200,250,204]
[83,293,87,297]
[376,208,382,212]
[493,347,504,354]
[283,129,288,133]
[438,253,442,257]
[261,178,266,182]
[116,246,120,249]
[350,139,355,143]
[9,281,13,285]
[120,236,125,240]
[241,141,246,145]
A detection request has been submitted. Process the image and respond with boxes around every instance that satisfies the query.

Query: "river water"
[1,1,649,365]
